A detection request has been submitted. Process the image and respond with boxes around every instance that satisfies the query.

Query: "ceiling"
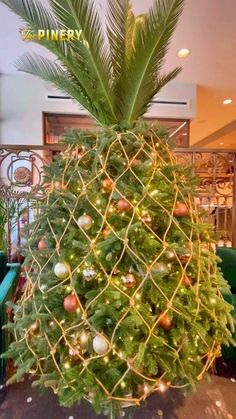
[0,0,236,148]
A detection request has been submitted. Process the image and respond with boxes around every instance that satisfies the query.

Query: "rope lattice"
[15,128,232,409]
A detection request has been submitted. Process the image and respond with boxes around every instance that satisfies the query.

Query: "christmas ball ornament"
[103,227,111,237]
[38,238,47,251]
[179,253,191,265]
[165,250,176,261]
[173,202,189,217]
[77,214,93,230]
[152,262,169,275]
[83,267,96,281]
[92,335,109,355]
[54,262,70,279]
[131,158,141,168]
[142,215,152,224]
[158,313,172,331]
[64,294,79,313]
[102,178,114,191]
[121,273,137,288]
[182,275,193,287]
[117,199,132,212]
[54,181,64,190]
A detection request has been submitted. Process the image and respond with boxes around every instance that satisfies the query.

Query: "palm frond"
[1,0,185,128]
[107,0,136,119]
[107,0,135,78]
[118,0,184,126]
[50,0,117,124]
[16,54,108,122]
[0,0,68,58]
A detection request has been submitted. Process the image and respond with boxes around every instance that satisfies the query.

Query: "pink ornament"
[38,239,47,250]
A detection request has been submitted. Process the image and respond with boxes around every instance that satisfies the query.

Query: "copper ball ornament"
[38,238,47,251]
[77,214,93,230]
[121,273,137,288]
[131,159,141,168]
[102,178,114,191]
[117,199,132,212]
[179,253,191,265]
[181,275,193,287]
[158,313,172,331]
[64,294,80,313]
[102,227,112,238]
[173,202,189,217]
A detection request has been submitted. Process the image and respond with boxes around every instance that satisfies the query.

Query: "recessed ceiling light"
[177,48,190,58]
[220,142,224,145]
[223,99,232,105]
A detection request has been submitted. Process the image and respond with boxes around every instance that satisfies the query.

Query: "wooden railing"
[0,144,235,260]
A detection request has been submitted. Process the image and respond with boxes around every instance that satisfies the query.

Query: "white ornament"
[54,262,70,279]
[92,335,109,355]
[83,267,96,281]
[77,214,93,230]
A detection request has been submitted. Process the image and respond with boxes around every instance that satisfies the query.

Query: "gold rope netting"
[17,129,225,406]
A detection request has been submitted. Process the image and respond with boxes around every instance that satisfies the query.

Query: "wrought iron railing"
[0,145,235,261]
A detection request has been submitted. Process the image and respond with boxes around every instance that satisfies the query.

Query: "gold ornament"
[54,262,70,279]
[121,273,137,288]
[77,214,93,230]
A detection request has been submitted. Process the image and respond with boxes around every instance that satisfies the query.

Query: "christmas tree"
[1,0,234,417]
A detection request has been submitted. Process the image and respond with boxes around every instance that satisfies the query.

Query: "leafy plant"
[0,0,183,128]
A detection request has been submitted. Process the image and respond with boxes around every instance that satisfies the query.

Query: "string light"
[121,381,126,388]
[103,356,109,363]
[80,331,89,345]
[64,361,71,369]
[159,382,167,392]
[143,384,150,394]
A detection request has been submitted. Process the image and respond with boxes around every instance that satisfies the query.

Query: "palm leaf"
[0,0,68,58]
[1,0,185,128]
[15,54,108,122]
[50,0,117,124]
[119,0,184,126]
[1,0,116,124]
[106,0,136,119]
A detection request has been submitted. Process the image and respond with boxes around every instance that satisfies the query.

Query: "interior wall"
[0,74,196,145]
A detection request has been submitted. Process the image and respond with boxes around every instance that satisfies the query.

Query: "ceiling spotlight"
[220,142,224,145]
[223,99,232,105]
[177,48,190,58]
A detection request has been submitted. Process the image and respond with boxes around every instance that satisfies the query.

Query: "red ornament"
[173,202,189,217]
[63,295,80,313]
[117,199,132,212]
[38,239,47,250]
[181,275,193,287]
[102,178,114,191]
[158,313,172,331]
